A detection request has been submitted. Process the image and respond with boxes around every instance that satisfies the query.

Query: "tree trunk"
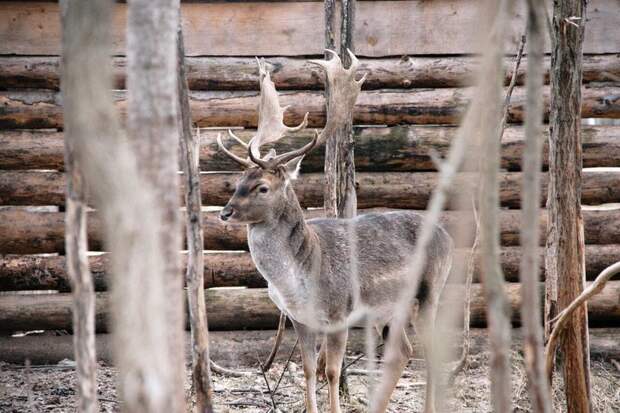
[520,1,552,411]
[58,0,184,411]
[126,1,185,412]
[545,0,591,411]
[477,1,514,412]
[177,24,214,413]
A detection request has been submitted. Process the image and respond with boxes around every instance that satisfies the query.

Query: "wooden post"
[323,0,357,219]
[177,24,215,413]
[520,1,552,411]
[477,1,513,412]
[545,0,591,411]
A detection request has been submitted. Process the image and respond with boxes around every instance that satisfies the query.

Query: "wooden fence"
[0,0,619,334]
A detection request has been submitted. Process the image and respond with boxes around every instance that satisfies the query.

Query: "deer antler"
[217,51,363,170]
[309,49,366,145]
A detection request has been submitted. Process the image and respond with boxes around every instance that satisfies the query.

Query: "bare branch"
[177,25,215,413]
[545,261,620,381]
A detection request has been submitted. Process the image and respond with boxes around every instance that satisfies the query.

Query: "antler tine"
[217,133,253,168]
[269,130,319,167]
[286,112,309,133]
[228,129,249,148]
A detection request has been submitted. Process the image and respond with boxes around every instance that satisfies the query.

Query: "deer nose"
[220,206,234,221]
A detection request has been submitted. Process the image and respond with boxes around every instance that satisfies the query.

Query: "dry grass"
[1,337,618,412]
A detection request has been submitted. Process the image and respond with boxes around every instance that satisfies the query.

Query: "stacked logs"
[0,0,619,333]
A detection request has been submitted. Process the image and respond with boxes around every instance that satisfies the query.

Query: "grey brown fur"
[218,52,454,413]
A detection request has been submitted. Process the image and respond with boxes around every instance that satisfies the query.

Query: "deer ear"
[284,155,304,180]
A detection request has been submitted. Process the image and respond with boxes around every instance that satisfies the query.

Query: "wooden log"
[0,251,261,291]
[0,245,617,291]
[1,54,618,91]
[1,84,619,129]
[0,207,618,254]
[2,125,619,172]
[0,1,618,56]
[1,327,619,367]
[0,282,618,333]
[2,169,620,209]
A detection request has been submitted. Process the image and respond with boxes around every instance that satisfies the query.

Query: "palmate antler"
[217,50,365,170]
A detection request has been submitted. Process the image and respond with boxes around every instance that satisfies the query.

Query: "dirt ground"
[1,343,619,413]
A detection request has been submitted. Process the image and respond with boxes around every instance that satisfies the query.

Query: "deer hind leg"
[292,320,319,413]
[369,328,413,413]
[325,329,348,413]
[417,297,442,413]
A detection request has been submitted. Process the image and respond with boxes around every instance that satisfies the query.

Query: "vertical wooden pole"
[177,24,215,413]
[63,141,98,413]
[520,1,552,411]
[126,0,185,411]
[545,0,591,411]
[477,0,513,411]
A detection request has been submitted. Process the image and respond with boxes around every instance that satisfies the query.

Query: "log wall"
[0,0,618,334]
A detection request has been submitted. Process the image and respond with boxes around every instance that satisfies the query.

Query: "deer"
[217,50,454,413]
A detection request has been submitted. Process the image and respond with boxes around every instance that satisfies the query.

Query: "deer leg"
[325,329,348,413]
[316,335,327,380]
[418,302,440,413]
[292,320,319,413]
[369,328,412,413]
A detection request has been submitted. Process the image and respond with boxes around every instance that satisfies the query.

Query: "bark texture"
[519,1,552,411]
[545,0,591,411]
[177,25,214,413]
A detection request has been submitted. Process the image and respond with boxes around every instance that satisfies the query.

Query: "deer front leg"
[292,320,319,413]
[325,329,348,413]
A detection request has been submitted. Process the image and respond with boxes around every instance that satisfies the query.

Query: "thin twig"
[545,261,620,380]
[500,34,527,135]
[263,312,287,372]
[256,355,278,411]
[274,337,299,394]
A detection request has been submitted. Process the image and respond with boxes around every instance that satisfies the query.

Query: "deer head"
[218,50,365,224]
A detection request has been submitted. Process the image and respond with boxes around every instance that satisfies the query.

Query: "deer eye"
[258,185,269,194]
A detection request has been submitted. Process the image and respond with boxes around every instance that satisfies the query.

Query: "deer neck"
[247,185,319,289]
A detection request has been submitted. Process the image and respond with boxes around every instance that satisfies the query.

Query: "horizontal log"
[1,55,619,90]
[1,85,619,129]
[0,208,618,254]
[2,125,619,172]
[1,327,619,367]
[0,252,260,292]
[0,282,619,333]
[1,245,618,291]
[1,1,617,56]
[2,169,620,210]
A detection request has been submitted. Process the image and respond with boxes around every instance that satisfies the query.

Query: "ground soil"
[1,340,618,413]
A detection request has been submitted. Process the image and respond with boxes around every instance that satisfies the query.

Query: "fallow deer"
[217,50,454,413]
